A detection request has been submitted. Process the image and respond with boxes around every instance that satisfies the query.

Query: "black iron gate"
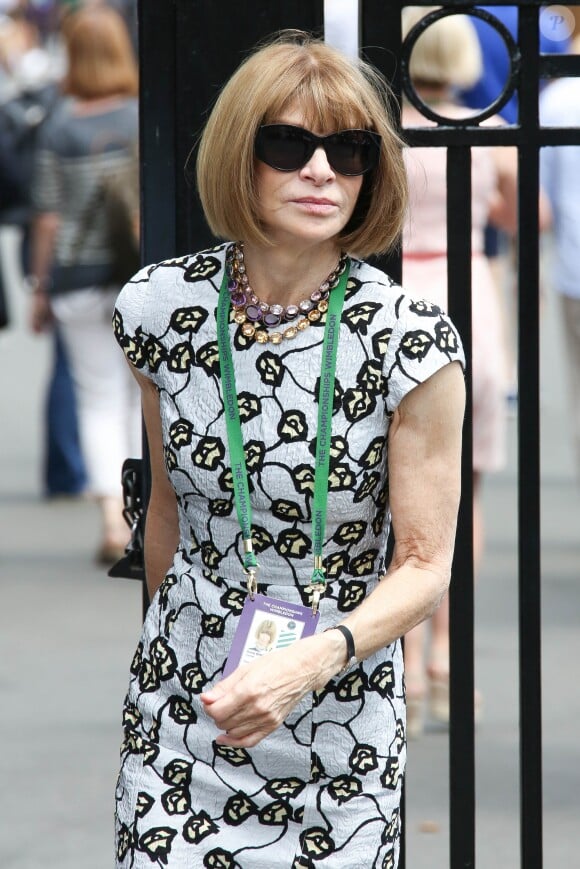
[124,2,580,866]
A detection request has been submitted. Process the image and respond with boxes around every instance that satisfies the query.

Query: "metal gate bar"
[516,8,543,868]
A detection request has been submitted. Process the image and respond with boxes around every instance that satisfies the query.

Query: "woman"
[113,32,465,867]
[29,4,140,562]
[399,7,528,736]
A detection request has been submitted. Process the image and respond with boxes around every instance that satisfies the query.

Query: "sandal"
[428,672,483,725]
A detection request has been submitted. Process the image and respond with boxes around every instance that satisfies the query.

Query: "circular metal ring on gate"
[401,6,522,126]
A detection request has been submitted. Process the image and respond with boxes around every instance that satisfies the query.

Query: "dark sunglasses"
[255,124,381,176]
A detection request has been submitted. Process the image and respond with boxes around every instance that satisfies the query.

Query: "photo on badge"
[223,593,319,676]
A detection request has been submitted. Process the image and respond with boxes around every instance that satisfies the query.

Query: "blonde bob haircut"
[196,32,408,259]
[402,7,482,90]
[62,6,138,100]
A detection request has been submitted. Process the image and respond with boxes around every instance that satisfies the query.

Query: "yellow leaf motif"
[183,254,221,283]
[359,437,384,469]
[409,299,441,317]
[278,409,308,441]
[372,327,393,358]
[145,337,166,371]
[336,671,366,701]
[182,811,219,844]
[328,464,355,490]
[169,418,193,447]
[214,745,251,766]
[301,827,335,858]
[138,828,177,861]
[168,696,197,725]
[293,465,315,494]
[116,824,131,861]
[277,530,310,559]
[369,661,395,698]
[380,757,400,791]
[435,319,459,354]
[168,342,194,372]
[349,743,379,774]
[327,774,362,803]
[400,329,433,361]
[259,800,292,825]
[170,306,209,333]
[135,791,153,817]
[192,438,224,470]
[163,758,192,786]
[266,778,306,799]
[122,334,146,368]
[161,786,190,815]
[343,388,375,422]
[197,341,220,375]
[179,662,206,694]
[334,521,366,545]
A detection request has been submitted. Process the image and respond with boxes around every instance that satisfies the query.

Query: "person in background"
[400,7,525,737]
[0,1,86,494]
[29,3,140,563]
[540,18,580,484]
[112,30,465,867]
[459,4,571,408]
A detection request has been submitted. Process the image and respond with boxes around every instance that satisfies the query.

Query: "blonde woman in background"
[30,5,140,563]
[400,7,523,737]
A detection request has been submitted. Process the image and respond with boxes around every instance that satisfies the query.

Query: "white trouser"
[52,287,141,498]
[560,293,580,480]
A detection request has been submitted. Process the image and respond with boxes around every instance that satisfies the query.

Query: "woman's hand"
[29,289,53,333]
[201,631,345,748]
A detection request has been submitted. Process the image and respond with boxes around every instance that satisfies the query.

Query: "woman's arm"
[132,368,180,602]
[29,210,60,333]
[202,361,465,747]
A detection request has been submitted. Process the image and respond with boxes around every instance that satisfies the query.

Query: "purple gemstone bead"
[299,299,313,313]
[263,312,282,327]
[227,279,238,292]
[285,305,299,320]
[231,293,247,307]
[310,290,322,302]
[245,304,263,322]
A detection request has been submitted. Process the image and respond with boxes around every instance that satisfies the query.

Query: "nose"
[300,145,335,183]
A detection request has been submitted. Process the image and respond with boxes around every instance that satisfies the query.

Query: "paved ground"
[0,228,578,868]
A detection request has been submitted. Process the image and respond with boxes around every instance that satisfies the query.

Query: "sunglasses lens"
[256,126,310,172]
[255,126,380,175]
[327,131,379,175]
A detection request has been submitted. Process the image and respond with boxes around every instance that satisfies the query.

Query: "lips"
[291,197,338,215]
[293,197,336,206]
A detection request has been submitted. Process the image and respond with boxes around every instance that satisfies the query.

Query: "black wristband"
[325,624,356,671]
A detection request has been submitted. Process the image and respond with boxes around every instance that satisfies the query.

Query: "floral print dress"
[112,243,464,868]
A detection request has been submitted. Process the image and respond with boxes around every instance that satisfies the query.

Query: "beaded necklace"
[225,242,348,344]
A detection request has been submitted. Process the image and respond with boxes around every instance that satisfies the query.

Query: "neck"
[412,84,452,106]
[240,240,343,307]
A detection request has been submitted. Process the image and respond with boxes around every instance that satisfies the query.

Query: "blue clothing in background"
[540,79,580,301]
[460,6,571,122]
[45,328,87,496]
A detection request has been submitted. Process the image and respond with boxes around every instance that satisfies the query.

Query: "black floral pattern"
[112,245,464,867]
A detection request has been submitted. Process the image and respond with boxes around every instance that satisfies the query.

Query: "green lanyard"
[216,258,349,613]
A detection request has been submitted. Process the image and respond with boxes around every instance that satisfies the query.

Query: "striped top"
[31,96,138,294]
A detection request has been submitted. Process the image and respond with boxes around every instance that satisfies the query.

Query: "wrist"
[26,275,48,294]
[324,624,357,675]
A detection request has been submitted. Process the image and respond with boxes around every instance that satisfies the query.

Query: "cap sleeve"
[384,296,465,413]
[112,266,157,381]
